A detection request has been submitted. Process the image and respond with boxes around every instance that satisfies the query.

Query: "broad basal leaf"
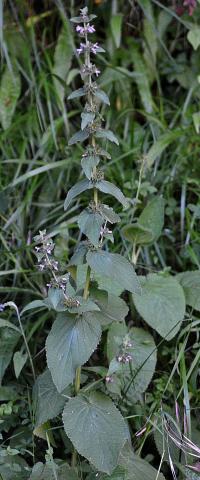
[33,369,66,427]
[0,66,21,130]
[63,391,128,474]
[78,209,103,246]
[46,312,101,392]
[133,274,185,340]
[177,271,200,311]
[107,323,157,400]
[119,443,166,480]
[87,250,141,294]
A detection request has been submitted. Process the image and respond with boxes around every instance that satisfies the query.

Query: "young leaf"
[33,369,66,427]
[81,112,95,130]
[78,209,103,247]
[46,312,101,392]
[62,391,128,474]
[81,154,100,179]
[94,89,110,105]
[68,129,89,145]
[64,179,90,211]
[87,250,141,294]
[97,180,129,208]
[100,204,121,224]
[0,66,21,130]
[13,351,27,378]
[177,271,200,311]
[95,129,119,145]
[133,274,186,340]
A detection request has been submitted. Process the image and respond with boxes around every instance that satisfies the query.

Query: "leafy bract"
[97,180,129,208]
[78,209,103,246]
[0,66,21,130]
[94,89,110,105]
[81,112,95,130]
[133,274,185,340]
[107,323,157,399]
[33,369,66,427]
[87,250,141,294]
[68,87,85,99]
[95,129,119,145]
[81,154,100,179]
[46,312,101,392]
[100,204,121,224]
[62,391,128,474]
[64,179,90,210]
[64,179,128,211]
[68,128,89,145]
[177,271,200,311]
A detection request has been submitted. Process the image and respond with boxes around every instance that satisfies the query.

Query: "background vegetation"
[1,0,200,479]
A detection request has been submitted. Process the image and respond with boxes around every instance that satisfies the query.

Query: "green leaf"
[111,14,123,48]
[53,20,73,103]
[177,271,200,311]
[62,391,128,474]
[92,290,129,325]
[138,196,165,241]
[46,312,101,392]
[192,112,200,134]
[119,443,166,480]
[94,89,110,105]
[131,47,154,113]
[70,13,97,24]
[68,87,85,99]
[123,223,154,245]
[185,468,200,479]
[107,323,157,400]
[29,461,78,480]
[0,328,20,384]
[87,466,126,479]
[87,250,141,294]
[13,351,27,378]
[33,369,66,427]
[0,319,20,333]
[78,209,103,247]
[0,66,21,130]
[187,27,200,50]
[97,180,129,208]
[81,112,95,130]
[68,129,89,145]
[64,179,90,210]
[81,154,100,179]
[100,204,121,224]
[21,300,46,315]
[133,274,186,340]
[95,129,119,145]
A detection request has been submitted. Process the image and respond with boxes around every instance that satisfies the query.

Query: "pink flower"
[183,0,197,15]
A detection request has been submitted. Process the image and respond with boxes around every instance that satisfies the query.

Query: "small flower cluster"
[46,275,69,291]
[81,64,100,78]
[0,303,5,312]
[77,42,100,56]
[76,24,95,35]
[116,335,133,364]
[34,230,59,275]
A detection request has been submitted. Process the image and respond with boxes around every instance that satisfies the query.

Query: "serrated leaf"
[94,89,110,105]
[111,14,123,48]
[0,66,21,130]
[81,154,100,179]
[81,112,95,130]
[64,179,90,210]
[100,204,121,224]
[46,312,101,392]
[78,209,103,246]
[133,274,186,340]
[33,369,66,427]
[96,129,119,145]
[13,351,27,378]
[68,87,85,99]
[0,328,20,384]
[68,129,89,145]
[62,391,128,474]
[92,290,129,325]
[107,323,156,400]
[177,271,200,311]
[53,20,73,103]
[97,180,129,208]
[87,250,141,294]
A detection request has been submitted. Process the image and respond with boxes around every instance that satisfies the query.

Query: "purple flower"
[76,43,86,55]
[90,42,99,54]
[76,24,95,35]
[0,303,5,312]
[183,0,197,15]
[95,68,101,77]
[87,24,95,33]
